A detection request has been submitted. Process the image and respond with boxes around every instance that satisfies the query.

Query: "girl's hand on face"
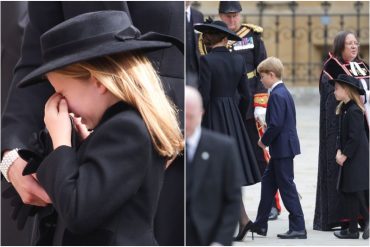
[70,114,92,140]
[44,93,72,149]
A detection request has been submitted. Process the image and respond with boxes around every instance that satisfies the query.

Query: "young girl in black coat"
[331,74,369,240]
[17,11,183,245]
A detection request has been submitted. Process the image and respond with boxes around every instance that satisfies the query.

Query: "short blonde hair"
[257,56,284,79]
[52,52,184,160]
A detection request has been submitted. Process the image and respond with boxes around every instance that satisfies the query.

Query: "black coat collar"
[210,46,229,53]
[97,101,137,128]
[342,100,356,111]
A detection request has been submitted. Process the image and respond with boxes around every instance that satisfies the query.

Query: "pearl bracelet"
[0,148,19,182]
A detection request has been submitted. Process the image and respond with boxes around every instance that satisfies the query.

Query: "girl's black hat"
[18,11,181,88]
[329,74,365,95]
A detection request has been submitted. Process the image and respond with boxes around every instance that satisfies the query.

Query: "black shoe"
[363,223,369,239]
[334,229,359,239]
[268,207,279,221]
[250,223,267,240]
[233,221,254,241]
[277,229,307,239]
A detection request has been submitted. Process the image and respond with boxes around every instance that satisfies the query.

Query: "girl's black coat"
[337,100,369,193]
[37,102,165,245]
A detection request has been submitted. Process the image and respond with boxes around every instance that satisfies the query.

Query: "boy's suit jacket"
[187,128,241,246]
[261,83,300,158]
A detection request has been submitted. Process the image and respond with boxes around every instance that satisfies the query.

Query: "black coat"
[1,3,34,246]
[36,102,165,245]
[187,128,240,246]
[198,24,267,119]
[1,2,184,245]
[337,101,369,193]
[198,46,260,186]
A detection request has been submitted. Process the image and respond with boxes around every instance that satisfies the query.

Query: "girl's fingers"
[58,99,68,114]
[45,93,62,112]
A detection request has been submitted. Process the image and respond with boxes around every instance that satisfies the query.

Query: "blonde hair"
[53,52,183,160]
[257,56,284,79]
[335,82,365,115]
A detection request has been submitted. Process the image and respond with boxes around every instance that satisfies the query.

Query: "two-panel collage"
[1,1,369,246]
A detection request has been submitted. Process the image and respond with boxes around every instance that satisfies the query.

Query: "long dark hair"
[332,31,361,62]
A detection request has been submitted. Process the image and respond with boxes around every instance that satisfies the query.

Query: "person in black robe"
[315,31,369,231]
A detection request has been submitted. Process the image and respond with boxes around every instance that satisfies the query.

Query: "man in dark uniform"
[186,1,204,87]
[210,1,281,221]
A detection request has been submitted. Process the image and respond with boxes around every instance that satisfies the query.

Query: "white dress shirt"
[268,80,283,94]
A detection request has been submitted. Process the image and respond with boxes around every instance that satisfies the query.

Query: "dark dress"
[198,46,261,186]
[314,53,370,230]
[198,23,268,176]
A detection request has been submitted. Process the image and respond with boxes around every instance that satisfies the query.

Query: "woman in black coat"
[330,74,369,239]
[194,20,261,241]
[15,11,183,245]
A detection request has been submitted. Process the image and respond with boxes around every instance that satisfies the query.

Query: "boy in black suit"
[252,57,307,239]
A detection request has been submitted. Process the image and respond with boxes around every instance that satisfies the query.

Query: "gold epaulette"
[242,23,263,34]
[254,93,269,108]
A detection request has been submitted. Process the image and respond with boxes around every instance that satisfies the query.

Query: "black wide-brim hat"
[329,74,365,95]
[18,10,182,88]
[194,20,241,41]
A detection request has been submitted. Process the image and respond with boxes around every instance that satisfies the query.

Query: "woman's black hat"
[194,19,241,41]
[219,1,242,13]
[18,11,181,88]
[329,74,365,95]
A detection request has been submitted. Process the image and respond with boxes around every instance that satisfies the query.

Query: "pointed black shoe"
[334,229,359,239]
[277,230,307,239]
[362,223,369,239]
[234,221,253,241]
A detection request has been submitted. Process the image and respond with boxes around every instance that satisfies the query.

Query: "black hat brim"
[18,39,172,88]
[329,78,365,95]
[194,24,241,41]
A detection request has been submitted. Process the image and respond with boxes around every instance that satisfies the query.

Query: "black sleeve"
[198,56,212,108]
[37,115,153,234]
[1,9,54,151]
[237,60,251,98]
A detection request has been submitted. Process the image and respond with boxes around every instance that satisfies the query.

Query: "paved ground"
[233,87,369,246]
